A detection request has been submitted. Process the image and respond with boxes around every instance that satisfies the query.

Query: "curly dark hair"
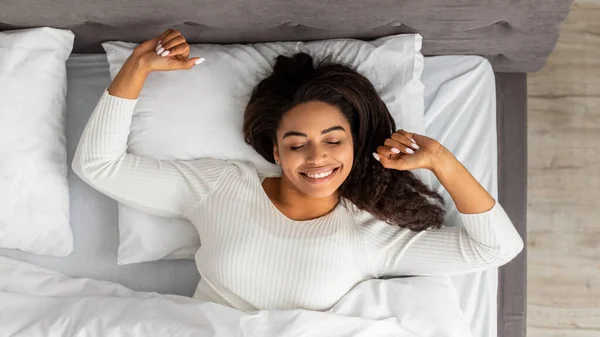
[243,52,445,231]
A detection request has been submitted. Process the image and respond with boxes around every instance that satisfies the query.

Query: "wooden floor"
[527,0,600,335]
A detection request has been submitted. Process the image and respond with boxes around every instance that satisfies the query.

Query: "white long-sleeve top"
[72,89,524,312]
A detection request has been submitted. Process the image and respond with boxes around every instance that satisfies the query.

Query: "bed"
[0,1,575,336]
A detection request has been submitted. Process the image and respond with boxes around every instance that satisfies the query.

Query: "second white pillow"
[102,34,425,264]
[0,27,74,257]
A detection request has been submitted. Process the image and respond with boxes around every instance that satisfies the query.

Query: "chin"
[302,187,339,199]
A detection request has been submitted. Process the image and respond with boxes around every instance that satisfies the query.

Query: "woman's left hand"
[373,129,446,171]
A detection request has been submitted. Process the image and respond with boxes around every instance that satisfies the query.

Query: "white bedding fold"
[0,257,473,337]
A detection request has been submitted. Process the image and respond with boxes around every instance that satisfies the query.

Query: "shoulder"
[187,158,280,182]
[187,158,251,175]
[232,160,282,182]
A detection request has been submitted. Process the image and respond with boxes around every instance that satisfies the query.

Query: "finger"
[373,149,396,169]
[157,35,186,57]
[384,139,415,155]
[175,57,205,70]
[376,147,406,170]
[152,29,171,51]
[391,132,420,150]
[391,130,413,145]
[377,149,416,171]
[156,30,181,53]
[396,129,418,144]
[376,145,398,158]
[411,132,425,145]
[160,29,182,47]
[161,42,189,58]
[158,29,175,43]
[153,29,174,50]
[396,129,415,140]
[161,36,186,52]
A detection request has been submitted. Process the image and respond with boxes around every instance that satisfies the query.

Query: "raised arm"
[364,200,524,277]
[72,29,226,218]
[371,130,523,276]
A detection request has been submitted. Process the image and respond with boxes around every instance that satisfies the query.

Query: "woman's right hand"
[131,29,205,73]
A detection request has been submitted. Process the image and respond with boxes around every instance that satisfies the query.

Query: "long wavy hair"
[243,52,445,231]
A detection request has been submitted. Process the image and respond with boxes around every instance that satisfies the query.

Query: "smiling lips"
[299,167,340,184]
[306,170,334,179]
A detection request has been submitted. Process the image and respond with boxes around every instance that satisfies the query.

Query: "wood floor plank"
[528,202,600,233]
[529,327,600,337]
[529,304,600,329]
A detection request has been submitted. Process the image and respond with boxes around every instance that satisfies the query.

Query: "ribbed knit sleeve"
[72,89,232,218]
[361,200,524,277]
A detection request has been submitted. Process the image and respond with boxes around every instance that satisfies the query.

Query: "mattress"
[0,53,499,336]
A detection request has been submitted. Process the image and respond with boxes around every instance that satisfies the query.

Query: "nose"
[306,145,328,165]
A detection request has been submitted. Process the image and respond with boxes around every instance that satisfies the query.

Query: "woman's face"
[274,101,354,198]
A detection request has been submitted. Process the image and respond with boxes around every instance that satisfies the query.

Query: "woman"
[73,29,523,312]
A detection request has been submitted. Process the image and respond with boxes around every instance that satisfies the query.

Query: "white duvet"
[0,257,473,337]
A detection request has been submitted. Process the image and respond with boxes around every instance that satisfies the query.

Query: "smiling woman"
[243,52,446,229]
[72,30,523,312]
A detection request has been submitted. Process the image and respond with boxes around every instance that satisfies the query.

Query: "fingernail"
[411,143,420,150]
[410,138,417,144]
[158,40,162,45]
[405,147,415,154]
[391,148,401,154]
[155,44,162,52]
[194,58,206,65]
[156,47,164,55]
[160,50,170,57]
[372,153,380,161]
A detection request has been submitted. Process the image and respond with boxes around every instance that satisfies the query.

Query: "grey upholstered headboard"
[1,0,573,72]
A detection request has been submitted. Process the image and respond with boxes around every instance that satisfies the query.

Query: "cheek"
[280,149,304,166]
[336,143,354,165]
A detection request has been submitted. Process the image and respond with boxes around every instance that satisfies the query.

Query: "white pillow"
[0,27,74,256]
[102,34,425,264]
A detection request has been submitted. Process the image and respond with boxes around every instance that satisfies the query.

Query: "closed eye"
[290,141,341,151]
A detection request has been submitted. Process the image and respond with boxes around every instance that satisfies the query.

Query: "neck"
[268,176,339,221]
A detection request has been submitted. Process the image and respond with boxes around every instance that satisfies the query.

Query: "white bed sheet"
[422,55,498,337]
[0,256,474,337]
[0,54,498,337]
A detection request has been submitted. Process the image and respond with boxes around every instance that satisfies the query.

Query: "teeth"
[306,170,334,179]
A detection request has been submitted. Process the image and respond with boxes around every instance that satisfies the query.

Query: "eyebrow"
[282,126,346,139]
